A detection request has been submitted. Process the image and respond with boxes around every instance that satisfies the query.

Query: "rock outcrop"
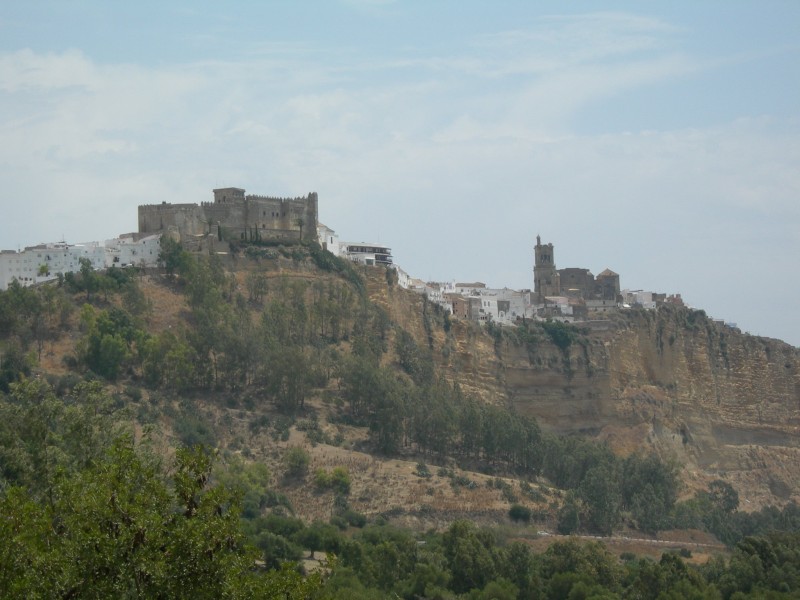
[371,274,800,508]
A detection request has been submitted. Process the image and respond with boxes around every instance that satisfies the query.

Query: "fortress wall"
[138,204,206,237]
[139,190,318,243]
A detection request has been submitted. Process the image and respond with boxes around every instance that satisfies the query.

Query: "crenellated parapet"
[246,195,308,203]
[138,203,199,211]
[138,188,318,244]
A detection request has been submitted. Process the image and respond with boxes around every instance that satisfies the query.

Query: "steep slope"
[28,257,800,511]
[366,272,800,508]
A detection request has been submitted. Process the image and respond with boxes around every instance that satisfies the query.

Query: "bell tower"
[534,235,559,301]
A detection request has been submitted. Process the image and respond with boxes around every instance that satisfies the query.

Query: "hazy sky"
[1,1,799,346]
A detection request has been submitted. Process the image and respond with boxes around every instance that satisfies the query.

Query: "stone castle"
[138,187,318,248]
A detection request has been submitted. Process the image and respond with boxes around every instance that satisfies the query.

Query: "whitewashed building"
[104,234,161,268]
[0,235,162,291]
[0,241,103,290]
[316,223,341,256]
[340,242,393,266]
[393,265,412,289]
[621,289,657,310]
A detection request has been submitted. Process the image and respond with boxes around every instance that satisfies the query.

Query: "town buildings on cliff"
[1,185,688,327]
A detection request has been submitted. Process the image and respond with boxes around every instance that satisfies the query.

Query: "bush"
[330,466,351,495]
[263,490,293,511]
[255,531,303,570]
[314,466,351,495]
[509,504,532,523]
[415,462,432,478]
[248,414,270,434]
[314,468,331,490]
[261,513,305,538]
[124,385,142,402]
[342,509,367,528]
[283,446,310,478]
[174,413,216,448]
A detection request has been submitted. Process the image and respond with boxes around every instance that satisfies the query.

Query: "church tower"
[534,235,560,301]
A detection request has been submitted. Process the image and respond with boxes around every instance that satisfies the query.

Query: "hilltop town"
[1,186,706,328]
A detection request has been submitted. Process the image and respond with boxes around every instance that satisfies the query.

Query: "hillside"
[26,248,797,509]
[3,244,799,536]
[355,261,800,509]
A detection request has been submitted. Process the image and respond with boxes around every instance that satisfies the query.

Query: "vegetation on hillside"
[1,240,800,597]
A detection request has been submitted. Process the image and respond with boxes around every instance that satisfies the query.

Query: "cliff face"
[607,309,799,505]
[502,307,800,506]
[372,275,800,507]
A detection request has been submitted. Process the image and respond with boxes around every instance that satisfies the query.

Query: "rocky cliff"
[371,274,800,508]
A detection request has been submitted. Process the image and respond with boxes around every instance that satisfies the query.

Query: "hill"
[2,242,799,537]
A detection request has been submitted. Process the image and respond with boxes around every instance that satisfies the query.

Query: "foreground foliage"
[0,378,799,598]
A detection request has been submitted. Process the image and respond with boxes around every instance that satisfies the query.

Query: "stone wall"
[138,189,318,244]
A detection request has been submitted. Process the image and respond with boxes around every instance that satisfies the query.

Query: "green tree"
[265,345,310,414]
[442,520,498,594]
[78,305,140,380]
[78,257,100,301]
[245,270,269,304]
[539,539,622,596]
[622,453,680,534]
[0,340,33,393]
[283,446,311,478]
[578,462,622,535]
[158,235,190,278]
[0,440,312,598]
[557,492,582,535]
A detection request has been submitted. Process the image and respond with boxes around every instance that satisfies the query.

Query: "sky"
[1,1,799,346]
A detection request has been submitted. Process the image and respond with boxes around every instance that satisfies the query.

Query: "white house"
[104,234,161,268]
[621,289,657,310]
[393,265,412,289]
[0,235,161,291]
[316,223,340,256]
[0,241,104,290]
[340,242,393,266]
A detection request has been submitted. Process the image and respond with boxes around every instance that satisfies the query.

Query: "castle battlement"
[246,195,310,203]
[138,187,318,246]
[138,203,199,210]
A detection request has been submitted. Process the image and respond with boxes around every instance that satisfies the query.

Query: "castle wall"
[138,203,207,239]
[138,190,319,244]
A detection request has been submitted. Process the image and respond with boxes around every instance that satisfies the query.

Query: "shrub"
[509,504,532,523]
[174,413,216,448]
[314,466,351,495]
[314,468,331,490]
[330,466,351,495]
[283,446,310,478]
[124,385,142,402]
[342,509,367,528]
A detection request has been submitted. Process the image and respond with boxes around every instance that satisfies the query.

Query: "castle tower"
[534,235,560,301]
[212,187,245,203]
